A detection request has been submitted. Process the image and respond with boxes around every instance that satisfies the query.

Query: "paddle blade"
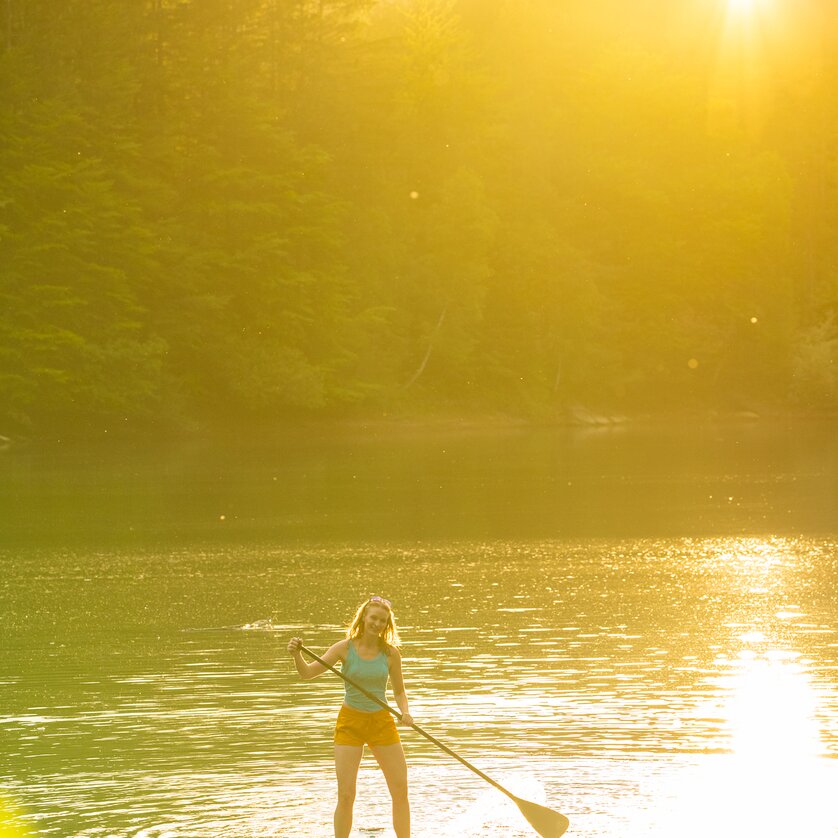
[514,796,570,838]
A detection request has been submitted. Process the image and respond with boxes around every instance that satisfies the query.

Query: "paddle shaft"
[299,644,516,801]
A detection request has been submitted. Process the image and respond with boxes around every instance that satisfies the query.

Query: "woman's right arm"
[287,637,347,680]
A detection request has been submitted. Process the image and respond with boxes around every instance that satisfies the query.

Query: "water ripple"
[2,536,837,836]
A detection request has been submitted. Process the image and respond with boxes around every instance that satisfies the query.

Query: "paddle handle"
[298,644,515,801]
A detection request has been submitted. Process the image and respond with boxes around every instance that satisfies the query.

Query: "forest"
[1,0,836,436]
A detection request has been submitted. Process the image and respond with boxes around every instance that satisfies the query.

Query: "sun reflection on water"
[5,536,837,836]
[641,537,837,838]
[725,649,823,761]
[657,642,834,837]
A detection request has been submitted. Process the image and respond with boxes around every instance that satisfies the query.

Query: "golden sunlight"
[662,649,834,838]
[724,650,822,761]
[711,651,834,837]
[707,0,782,135]
[726,0,760,17]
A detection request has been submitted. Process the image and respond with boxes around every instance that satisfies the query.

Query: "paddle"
[299,644,570,838]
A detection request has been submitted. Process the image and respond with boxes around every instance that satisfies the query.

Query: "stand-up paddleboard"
[300,645,570,838]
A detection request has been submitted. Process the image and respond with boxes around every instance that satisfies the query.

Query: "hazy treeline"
[2,0,836,435]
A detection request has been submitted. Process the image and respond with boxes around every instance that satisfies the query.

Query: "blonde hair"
[346,597,401,651]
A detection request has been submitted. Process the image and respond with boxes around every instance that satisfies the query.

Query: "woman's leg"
[370,743,410,838]
[334,745,363,838]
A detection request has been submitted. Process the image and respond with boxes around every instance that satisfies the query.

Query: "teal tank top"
[342,641,389,712]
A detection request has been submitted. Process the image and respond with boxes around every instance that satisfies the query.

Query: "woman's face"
[363,604,390,636]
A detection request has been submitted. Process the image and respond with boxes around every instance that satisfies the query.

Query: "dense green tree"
[0,5,167,432]
[1,0,836,434]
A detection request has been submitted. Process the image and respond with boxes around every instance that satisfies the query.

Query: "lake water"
[1,419,837,837]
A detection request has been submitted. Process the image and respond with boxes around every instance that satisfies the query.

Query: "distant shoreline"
[4,406,836,449]
[325,407,838,434]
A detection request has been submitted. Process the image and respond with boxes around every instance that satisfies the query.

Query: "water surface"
[1,421,837,836]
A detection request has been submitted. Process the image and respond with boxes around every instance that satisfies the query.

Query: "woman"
[287,595,413,838]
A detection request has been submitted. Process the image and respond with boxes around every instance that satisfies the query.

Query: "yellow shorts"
[334,704,400,747]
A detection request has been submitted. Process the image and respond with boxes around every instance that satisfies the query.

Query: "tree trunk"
[404,304,447,389]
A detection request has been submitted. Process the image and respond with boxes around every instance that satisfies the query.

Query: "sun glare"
[725,652,822,760]
[708,652,834,837]
[727,0,759,16]
[706,0,781,135]
[659,650,834,838]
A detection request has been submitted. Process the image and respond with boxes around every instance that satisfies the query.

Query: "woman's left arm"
[389,647,414,726]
